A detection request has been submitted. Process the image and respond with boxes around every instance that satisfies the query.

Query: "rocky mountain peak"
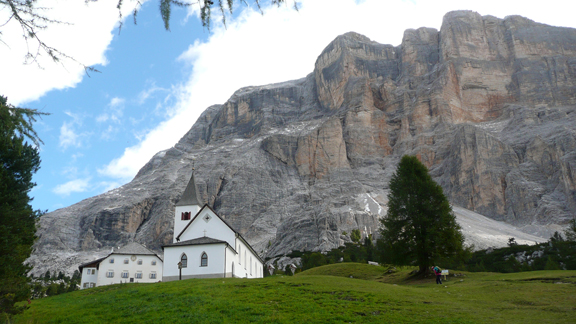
[28,11,576,276]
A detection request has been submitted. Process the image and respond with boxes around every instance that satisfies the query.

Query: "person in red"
[431,266,442,284]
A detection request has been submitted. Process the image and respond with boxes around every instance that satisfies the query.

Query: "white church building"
[162,173,264,281]
[78,242,163,289]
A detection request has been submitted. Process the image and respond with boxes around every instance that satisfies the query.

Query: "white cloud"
[97,0,576,181]
[136,82,169,105]
[53,178,91,196]
[59,122,80,149]
[98,181,123,193]
[110,97,125,108]
[0,0,146,105]
[59,112,89,149]
[97,97,125,123]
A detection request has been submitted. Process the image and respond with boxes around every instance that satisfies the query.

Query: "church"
[162,173,264,281]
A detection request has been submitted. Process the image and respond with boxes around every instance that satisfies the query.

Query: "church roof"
[162,236,228,248]
[174,204,264,264]
[176,173,202,206]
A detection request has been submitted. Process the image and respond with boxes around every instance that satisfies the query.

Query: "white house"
[78,242,163,289]
[162,173,264,281]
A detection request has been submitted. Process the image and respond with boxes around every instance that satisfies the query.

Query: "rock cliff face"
[29,11,576,275]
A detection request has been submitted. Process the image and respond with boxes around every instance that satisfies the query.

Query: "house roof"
[176,173,202,206]
[78,257,107,271]
[162,236,228,248]
[78,242,163,272]
[112,242,158,256]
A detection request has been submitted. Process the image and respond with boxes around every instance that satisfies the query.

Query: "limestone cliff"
[28,11,576,275]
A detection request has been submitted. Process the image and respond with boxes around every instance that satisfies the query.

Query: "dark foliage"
[294,237,378,271]
[445,239,576,273]
[378,155,467,274]
[0,96,46,315]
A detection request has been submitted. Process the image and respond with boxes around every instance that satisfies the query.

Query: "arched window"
[250,257,252,275]
[238,246,241,264]
[180,254,188,268]
[201,252,208,267]
[244,251,246,269]
[231,262,235,278]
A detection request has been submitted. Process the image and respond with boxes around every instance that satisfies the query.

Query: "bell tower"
[173,172,202,243]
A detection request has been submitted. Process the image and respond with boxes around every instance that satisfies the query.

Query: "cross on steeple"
[203,229,207,237]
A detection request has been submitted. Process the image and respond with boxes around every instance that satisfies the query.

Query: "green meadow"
[12,264,576,324]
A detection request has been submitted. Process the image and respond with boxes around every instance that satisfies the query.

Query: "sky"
[1,0,575,213]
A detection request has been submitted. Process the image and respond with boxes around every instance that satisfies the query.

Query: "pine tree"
[0,96,47,315]
[565,218,576,241]
[379,155,466,274]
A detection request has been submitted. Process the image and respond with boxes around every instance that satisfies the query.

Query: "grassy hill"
[11,264,576,323]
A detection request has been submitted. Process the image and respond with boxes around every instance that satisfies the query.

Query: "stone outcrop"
[28,11,576,275]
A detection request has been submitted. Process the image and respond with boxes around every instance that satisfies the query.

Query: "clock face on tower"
[131,255,136,261]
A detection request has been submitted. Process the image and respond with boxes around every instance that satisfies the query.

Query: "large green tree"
[0,96,46,315]
[379,155,466,274]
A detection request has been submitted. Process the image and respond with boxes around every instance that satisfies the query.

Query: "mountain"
[28,11,576,275]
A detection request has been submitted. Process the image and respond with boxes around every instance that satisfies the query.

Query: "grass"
[11,264,576,324]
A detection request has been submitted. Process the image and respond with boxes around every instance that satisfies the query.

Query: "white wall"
[97,254,163,286]
[163,243,226,281]
[81,253,163,289]
[80,267,98,289]
[225,247,236,278]
[234,238,263,278]
[174,205,200,243]
[178,208,235,247]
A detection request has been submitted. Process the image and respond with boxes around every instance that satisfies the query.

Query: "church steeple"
[173,171,203,243]
[176,173,202,206]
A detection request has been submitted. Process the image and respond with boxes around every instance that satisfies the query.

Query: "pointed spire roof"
[176,173,202,206]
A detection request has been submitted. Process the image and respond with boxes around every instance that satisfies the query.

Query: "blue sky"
[2,0,575,213]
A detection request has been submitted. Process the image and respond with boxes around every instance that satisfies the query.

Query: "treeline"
[29,271,81,298]
[284,231,576,274]
[286,235,378,271]
[448,235,576,273]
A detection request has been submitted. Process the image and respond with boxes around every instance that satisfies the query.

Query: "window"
[181,212,191,220]
[181,254,188,268]
[106,271,114,278]
[135,272,143,279]
[201,252,208,267]
[124,258,129,264]
[250,257,252,275]
[110,258,114,264]
[151,260,156,266]
[238,246,241,264]
[137,259,142,265]
[150,272,157,279]
[83,282,88,288]
[86,268,95,275]
[121,271,129,278]
[244,251,246,270]
[89,283,95,288]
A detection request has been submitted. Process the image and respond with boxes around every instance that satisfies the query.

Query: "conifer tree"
[0,96,47,315]
[565,218,576,241]
[379,155,466,274]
